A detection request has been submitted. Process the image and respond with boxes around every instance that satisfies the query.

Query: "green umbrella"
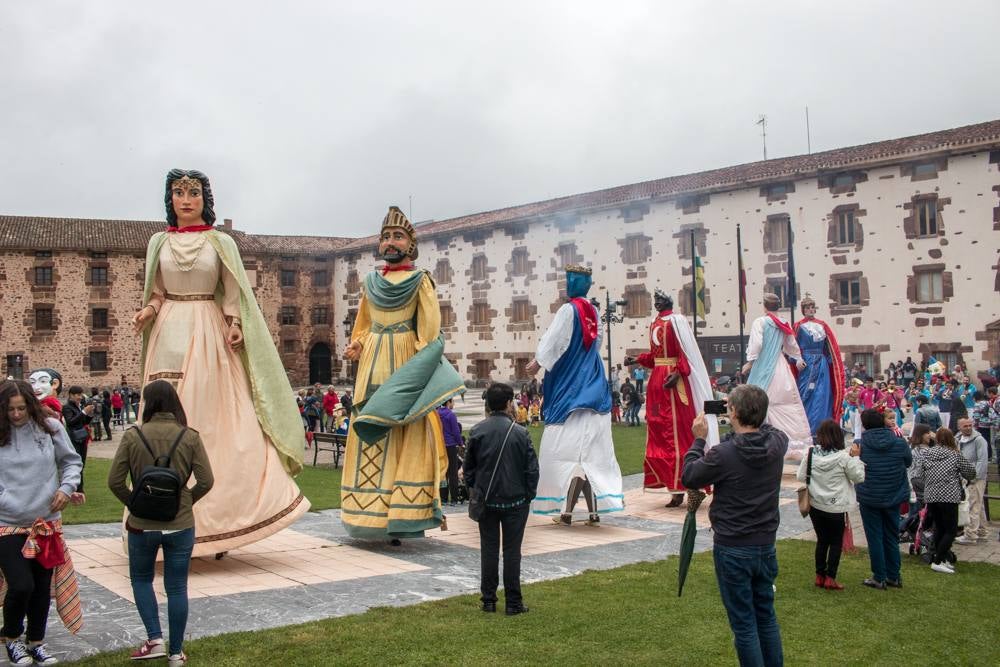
[677,489,706,597]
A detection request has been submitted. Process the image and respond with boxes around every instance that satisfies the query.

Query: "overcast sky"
[2,1,998,237]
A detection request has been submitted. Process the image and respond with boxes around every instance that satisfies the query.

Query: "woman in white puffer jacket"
[797,419,866,590]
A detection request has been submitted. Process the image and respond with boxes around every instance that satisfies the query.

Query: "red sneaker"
[814,574,825,587]
[824,576,844,591]
[130,639,165,660]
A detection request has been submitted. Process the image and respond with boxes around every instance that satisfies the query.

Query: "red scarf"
[381,263,415,276]
[570,297,598,350]
[166,224,213,233]
[766,311,794,336]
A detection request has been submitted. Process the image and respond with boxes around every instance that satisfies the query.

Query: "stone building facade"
[3,119,999,390]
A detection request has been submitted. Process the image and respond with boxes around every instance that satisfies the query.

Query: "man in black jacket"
[62,385,94,501]
[464,382,539,616]
[681,384,787,667]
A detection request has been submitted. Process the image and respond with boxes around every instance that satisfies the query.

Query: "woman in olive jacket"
[108,380,213,665]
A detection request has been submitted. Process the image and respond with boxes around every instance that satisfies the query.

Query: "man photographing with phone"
[681,384,788,666]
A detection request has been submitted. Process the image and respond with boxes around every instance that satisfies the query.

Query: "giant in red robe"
[636,310,697,492]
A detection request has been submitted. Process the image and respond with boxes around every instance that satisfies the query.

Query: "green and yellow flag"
[694,255,706,318]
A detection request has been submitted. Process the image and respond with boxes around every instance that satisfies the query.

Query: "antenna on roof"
[755,115,768,160]
[805,106,812,154]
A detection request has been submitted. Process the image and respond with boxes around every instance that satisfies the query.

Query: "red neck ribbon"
[570,297,598,350]
[766,311,794,336]
[382,263,415,276]
[167,224,213,233]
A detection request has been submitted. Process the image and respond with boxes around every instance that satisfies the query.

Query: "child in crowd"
[529,398,541,426]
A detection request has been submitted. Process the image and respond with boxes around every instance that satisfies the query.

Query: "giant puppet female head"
[28,367,62,399]
[164,169,217,227]
[565,264,593,299]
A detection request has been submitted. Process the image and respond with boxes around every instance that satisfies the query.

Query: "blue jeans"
[858,504,901,582]
[127,528,195,655]
[713,544,784,667]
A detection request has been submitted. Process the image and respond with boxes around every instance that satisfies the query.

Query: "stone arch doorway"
[309,342,332,385]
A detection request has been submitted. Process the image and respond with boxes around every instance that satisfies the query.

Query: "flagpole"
[737,223,746,370]
[690,229,697,339]
[787,215,796,324]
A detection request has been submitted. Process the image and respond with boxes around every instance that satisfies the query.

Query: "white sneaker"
[930,562,954,574]
[168,652,187,666]
[954,536,977,546]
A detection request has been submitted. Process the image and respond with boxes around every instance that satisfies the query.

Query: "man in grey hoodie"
[955,417,989,544]
[682,384,787,667]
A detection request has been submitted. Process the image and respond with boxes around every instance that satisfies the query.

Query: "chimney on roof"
[223,218,233,230]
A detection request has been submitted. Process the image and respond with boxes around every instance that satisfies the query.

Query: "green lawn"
[68,538,999,666]
[62,426,648,525]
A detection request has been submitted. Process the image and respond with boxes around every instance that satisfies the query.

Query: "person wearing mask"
[912,428,975,573]
[61,386,94,503]
[437,398,464,506]
[954,418,989,545]
[0,380,83,666]
[797,419,865,591]
[682,384,788,667]
[464,383,538,615]
[108,380,214,665]
[855,408,911,589]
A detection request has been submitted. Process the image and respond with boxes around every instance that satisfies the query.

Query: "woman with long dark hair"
[796,419,865,590]
[108,380,214,665]
[0,380,82,665]
[912,427,975,574]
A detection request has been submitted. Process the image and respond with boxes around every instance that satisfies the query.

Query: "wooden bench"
[312,432,347,468]
[985,462,998,521]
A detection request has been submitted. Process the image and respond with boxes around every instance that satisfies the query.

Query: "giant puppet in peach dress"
[131,169,308,557]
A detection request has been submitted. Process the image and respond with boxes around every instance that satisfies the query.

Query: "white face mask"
[29,370,54,399]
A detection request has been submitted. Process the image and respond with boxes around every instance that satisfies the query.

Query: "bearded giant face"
[379,227,412,264]
[29,368,60,399]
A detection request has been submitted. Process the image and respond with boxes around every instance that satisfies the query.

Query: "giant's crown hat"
[380,206,419,259]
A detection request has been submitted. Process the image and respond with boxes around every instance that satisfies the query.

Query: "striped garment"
[0,519,83,634]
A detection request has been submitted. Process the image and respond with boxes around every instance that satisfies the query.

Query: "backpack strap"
[160,428,188,468]
[131,426,156,461]
[130,426,188,468]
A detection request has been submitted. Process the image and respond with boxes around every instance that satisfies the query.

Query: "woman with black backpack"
[107,380,214,665]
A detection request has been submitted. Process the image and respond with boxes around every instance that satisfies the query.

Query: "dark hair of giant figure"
[164,168,216,227]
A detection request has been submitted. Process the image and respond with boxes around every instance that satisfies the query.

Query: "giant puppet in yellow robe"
[340,207,466,539]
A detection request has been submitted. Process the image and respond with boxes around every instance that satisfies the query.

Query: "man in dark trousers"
[681,384,788,667]
[464,382,539,616]
[62,385,94,502]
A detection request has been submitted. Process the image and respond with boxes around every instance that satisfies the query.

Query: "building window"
[511,248,529,276]
[280,270,296,287]
[35,251,52,258]
[557,243,578,268]
[90,266,108,285]
[837,278,861,306]
[511,299,531,323]
[5,355,24,379]
[280,305,297,325]
[440,304,456,327]
[35,307,54,331]
[34,266,53,286]
[312,270,328,287]
[624,287,650,318]
[837,210,855,245]
[474,359,492,380]
[92,308,108,329]
[916,270,943,303]
[765,280,786,308]
[766,216,789,252]
[433,259,453,285]
[833,173,854,188]
[913,162,937,177]
[471,255,488,281]
[851,353,874,378]
[622,236,650,264]
[916,200,938,237]
[513,357,529,380]
[283,339,296,354]
[345,270,360,293]
[311,306,329,325]
[929,350,959,370]
[90,251,107,259]
[88,351,108,371]
[472,302,490,325]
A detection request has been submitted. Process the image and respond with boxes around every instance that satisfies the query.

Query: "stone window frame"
[623,285,651,319]
[311,306,330,326]
[471,254,488,282]
[35,250,52,258]
[439,303,457,329]
[676,193,710,215]
[433,259,454,285]
[510,298,532,324]
[88,350,108,372]
[835,277,861,306]
[839,344,889,377]
[827,271,870,315]
[471,302,490,326]
[759,181,795,202]
[902,193,949,240]
[91,307,109,330]
[905,263,953,306]
[913,267,944,304]
[555,242,581,269]
[345,269,361,294]
[279,305,298,325]
[89,265,109,286]
[678,283,711,318]
[35,306,55,331]
[312,269,329,288]
[280,269,297,288]
[818,170,868,195]
[510,247,529,276]
[620,233,652,265]
[762,214,789,254]
[34,266,53,286]
[826,203,865,251]
[900,156,948,182]
[282,339,297,354]
[917,343,969,371]
[765,278,787,309]
[473,358,493,381]
[621,203,650,223]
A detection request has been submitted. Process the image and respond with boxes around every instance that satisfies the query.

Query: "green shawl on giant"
[353,270,466,445]
[140,230,306,476]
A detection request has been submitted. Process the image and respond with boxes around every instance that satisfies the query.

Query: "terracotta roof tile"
[340,118,1000,251]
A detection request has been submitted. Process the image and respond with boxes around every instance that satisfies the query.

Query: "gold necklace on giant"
[167,233,208,272]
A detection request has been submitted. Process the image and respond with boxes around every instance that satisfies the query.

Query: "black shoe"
[885,579,903,589]
[862,578,886,590]
[26,643,58,665]
[481,602,496,613]
[505,604,529,616]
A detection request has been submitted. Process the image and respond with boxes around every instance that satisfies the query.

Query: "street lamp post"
[591,291,628,392]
